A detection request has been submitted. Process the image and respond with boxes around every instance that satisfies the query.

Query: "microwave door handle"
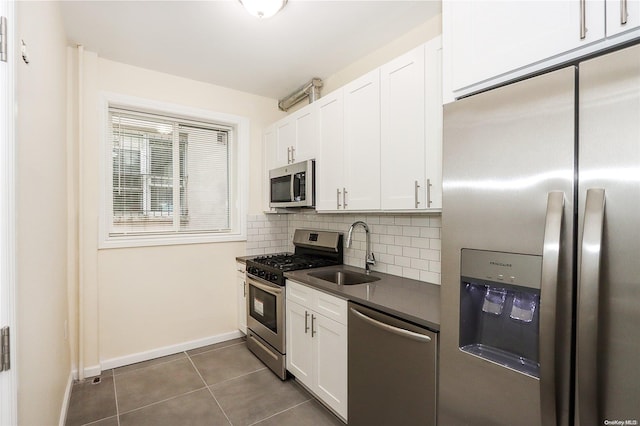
[290,175,295,203]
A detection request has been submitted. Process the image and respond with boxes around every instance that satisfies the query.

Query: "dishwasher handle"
[350,307,432,343]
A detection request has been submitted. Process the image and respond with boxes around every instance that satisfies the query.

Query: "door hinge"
[0,16,7,63]
[1,326,9,372]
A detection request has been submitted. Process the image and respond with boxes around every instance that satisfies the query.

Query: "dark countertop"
[285,264,440,332]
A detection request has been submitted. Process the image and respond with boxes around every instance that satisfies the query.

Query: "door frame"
[0,0,18,424]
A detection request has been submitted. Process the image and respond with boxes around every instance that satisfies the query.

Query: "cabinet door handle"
[337,188,342,209]
[580,0,587,39]
[287,146,291,164]
[291,146,295,163]
[426,178,433,207]
[343,188,348,209]
[621,0,629,24]
[304,310,310,334]
[311,314,316,337]
[414,180,421,208]
[243,281,246,297]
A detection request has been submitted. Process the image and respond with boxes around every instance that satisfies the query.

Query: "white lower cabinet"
[286,280,348,421]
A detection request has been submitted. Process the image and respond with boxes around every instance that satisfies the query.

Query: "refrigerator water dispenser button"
[482,287,507,315]
[510,293,537,323]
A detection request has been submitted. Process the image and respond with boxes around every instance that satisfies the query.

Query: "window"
[101,97,248,248]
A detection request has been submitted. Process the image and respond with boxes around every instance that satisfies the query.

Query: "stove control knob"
[271,274,279,282]
[258,270,266,278]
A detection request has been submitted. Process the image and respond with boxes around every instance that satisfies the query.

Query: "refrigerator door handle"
[539,191,565,426]
[577,188,605,425]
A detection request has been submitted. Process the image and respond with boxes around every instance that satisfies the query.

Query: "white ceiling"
[60,0,441,100]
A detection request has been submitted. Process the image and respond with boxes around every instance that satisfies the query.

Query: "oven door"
[246,275,285,353]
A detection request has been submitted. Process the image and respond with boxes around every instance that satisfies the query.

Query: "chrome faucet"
[346,221,376,274]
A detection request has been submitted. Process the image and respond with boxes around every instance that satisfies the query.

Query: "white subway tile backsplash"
[394,216,411,226]
[420,249,440,261]
[387,225,402,235]
[420,270,440,283]
[402,246,420,259]
[394,256,411,267]
[387,245,403,256]
[410,217,431,227]
[380,234,395,245]
[420,227,440,239]
[402,226,421,237]
[246,212,442,285]
[394,235,412,247]
[410,237,429,249]
[402,267,420,280]
[411,258,430,271]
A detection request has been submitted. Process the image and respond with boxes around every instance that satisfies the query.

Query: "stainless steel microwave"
[269,159,315,208]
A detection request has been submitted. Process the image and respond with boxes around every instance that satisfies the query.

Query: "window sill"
[99,231,247,249]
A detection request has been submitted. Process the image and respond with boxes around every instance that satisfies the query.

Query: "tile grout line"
[187,341,246,359]
[80,415,119,426]
[112,354,189,378]
[185,351,234,426]
[247,399,314,426]
[117,386,209,417]
[111,372,121,426]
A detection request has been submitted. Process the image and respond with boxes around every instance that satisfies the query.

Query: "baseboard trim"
[100,330,244,371]
[58,371,74,426]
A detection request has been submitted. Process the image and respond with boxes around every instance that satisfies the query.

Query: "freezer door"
[578,44,640,426]
[441,67,576,426]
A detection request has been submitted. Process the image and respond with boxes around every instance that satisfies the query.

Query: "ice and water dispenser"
[459,249,542,377]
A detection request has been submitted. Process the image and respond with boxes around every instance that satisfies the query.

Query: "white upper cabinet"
[316,90,345,211]
[607,0,640,37]
[380,45,426,210]
[444,0,619,97]
[424,38,443,210]
[294,107,317,163]
[266,38,444,213]
[343,69,381,211]
[274,104,318,168]
[263,125,277,212]
[316,71,382,212]
[381,39,443,211]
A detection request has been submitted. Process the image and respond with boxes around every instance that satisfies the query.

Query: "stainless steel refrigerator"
[440,44,640,425]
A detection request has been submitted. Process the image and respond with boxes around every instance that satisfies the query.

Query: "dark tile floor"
[65,338,344,426]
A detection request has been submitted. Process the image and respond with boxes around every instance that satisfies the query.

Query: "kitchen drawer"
[287,279,348,325]
[287,280,314,306]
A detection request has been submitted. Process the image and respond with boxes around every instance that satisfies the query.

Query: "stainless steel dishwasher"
[348,302,438,426]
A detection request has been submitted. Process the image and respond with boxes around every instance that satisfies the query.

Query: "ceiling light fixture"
[239,0,287,19]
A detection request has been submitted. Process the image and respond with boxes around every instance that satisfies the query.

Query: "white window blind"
[110,109,231,237]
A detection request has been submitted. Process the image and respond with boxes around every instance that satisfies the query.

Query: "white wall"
[325,15,441,96]
[16,1,72,425]
[76,53,283,370]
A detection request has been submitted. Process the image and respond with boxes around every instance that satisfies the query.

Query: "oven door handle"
[248,277,283,296]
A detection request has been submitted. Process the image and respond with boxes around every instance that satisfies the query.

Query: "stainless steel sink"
[308,270,381,285]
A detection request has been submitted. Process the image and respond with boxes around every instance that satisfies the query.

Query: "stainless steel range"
[245,229,343,380]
